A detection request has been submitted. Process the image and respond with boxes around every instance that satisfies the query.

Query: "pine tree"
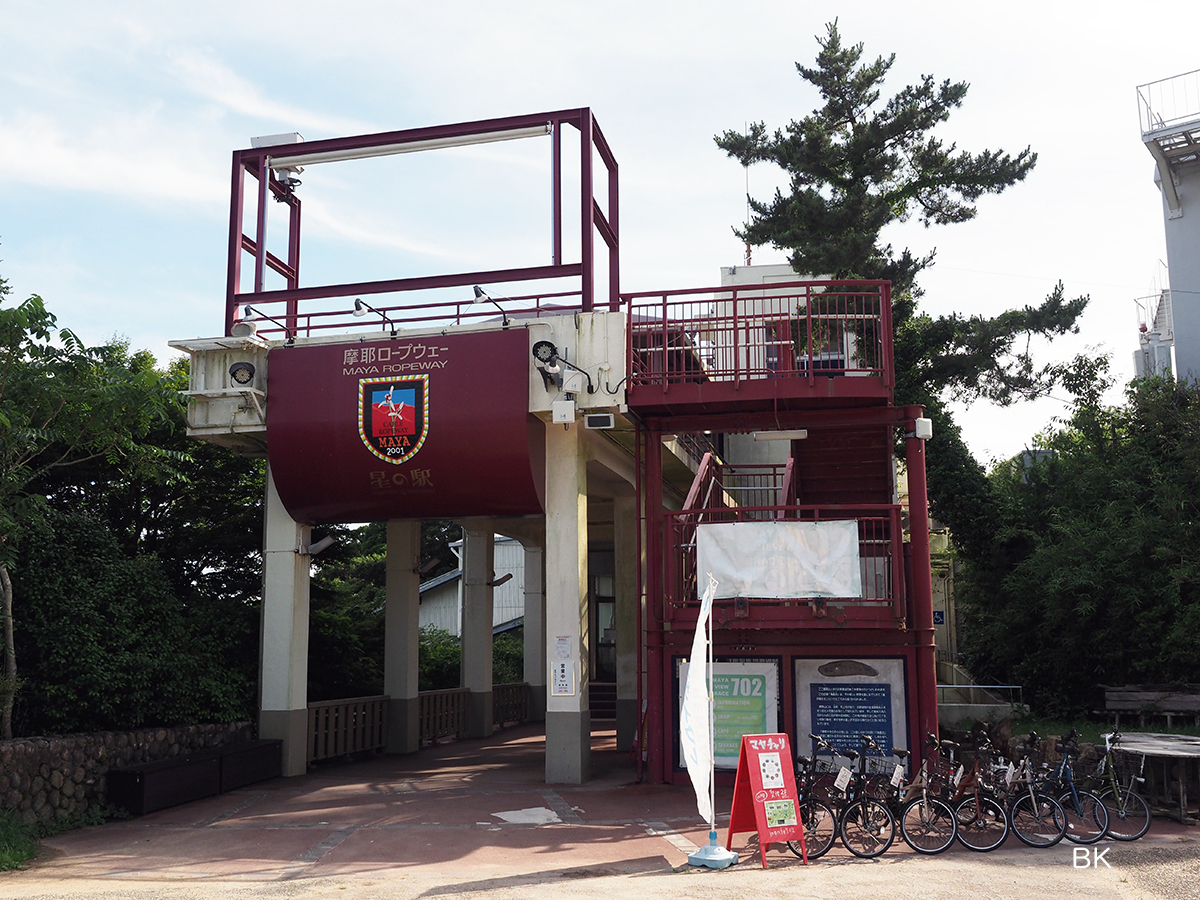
[716,21,1088,557]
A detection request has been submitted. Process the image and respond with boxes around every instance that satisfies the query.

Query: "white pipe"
[267,124,552,169]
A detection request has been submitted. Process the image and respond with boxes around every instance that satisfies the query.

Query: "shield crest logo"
[358,375,429,465]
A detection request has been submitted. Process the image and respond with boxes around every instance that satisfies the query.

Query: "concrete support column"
[258,465,312,777]
[461,521,494,738]
[384,520,421,753]
[522,544,547,721]
[545,423,590,783]
[613,494,638,751]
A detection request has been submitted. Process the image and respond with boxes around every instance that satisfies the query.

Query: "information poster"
[810,682,893,753]
[794,658,907,767]
[550,661,575,696]
[679,660,778,769]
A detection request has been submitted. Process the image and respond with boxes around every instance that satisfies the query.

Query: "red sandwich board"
[725,733,806,868]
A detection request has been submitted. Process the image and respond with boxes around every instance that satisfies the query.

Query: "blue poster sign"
[809,683,893,755]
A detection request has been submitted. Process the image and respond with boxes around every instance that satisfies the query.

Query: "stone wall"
[0,721,253,827]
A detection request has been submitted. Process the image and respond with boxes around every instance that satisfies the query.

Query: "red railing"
[664,501,906,624]
[624,280,892,391]
[667,459,905,622]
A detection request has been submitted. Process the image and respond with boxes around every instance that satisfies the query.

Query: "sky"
[0,1,1194,464]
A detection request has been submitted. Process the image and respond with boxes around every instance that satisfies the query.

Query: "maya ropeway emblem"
[358,375,429,465]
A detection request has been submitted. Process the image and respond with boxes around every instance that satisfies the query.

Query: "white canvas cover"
[695,520,862,599]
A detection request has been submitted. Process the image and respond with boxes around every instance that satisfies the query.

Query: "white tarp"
[695,520,862,599]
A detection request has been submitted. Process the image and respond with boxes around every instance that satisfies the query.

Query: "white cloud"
[166,48,376,138]
[0,110,228,208]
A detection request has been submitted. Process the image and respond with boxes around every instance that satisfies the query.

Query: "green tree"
[716,22,1088,556]
[0,280,181,738]
[35,355,266,705]
[957,369,1200,716]
[13,508,252,734]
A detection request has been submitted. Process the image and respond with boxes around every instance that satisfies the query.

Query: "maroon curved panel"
[266,329,544,523]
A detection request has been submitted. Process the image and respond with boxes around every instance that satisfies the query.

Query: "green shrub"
[492,631,524,684]
[0,808,37,870]
[418,627,460,691]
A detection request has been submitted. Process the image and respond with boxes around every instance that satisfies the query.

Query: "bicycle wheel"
[1009,792,1066,847]
[1099,788,1150,841]
[900,796,957,854]
[839,798,895,858]
[787,798,837,860]
[1058,790,1109,844]
[955,796,1009,851]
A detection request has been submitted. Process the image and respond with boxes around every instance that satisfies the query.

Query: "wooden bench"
[1098,684,1200,729]
[107,739,282,816]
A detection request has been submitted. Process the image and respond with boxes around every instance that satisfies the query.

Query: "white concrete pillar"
[545,423,590,783]
[522,544,547,721]
[258,465,312,777]
[461,522,494,738]
[384,520,421,753]
[613,494,639,751]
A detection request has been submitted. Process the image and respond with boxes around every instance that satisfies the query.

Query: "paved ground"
[3,724,1198,900]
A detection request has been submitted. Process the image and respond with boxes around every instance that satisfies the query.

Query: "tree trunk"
[0,565,13,740]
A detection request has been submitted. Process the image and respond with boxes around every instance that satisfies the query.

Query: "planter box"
[107,752,221,816]
[107,740,283,816]
[220,739,282,792]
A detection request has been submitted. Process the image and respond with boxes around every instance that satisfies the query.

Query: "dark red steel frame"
[224,108,619,337]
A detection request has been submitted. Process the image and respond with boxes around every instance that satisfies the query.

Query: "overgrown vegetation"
[0,808,36,870]
[958,369,1200,716]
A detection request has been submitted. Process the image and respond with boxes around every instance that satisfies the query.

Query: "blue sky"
[1,1,1194,461]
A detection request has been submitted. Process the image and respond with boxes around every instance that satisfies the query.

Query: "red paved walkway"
[6,722,1194,894]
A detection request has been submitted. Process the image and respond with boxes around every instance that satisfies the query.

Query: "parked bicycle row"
[783,727,1151,860]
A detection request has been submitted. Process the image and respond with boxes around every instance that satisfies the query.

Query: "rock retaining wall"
[0,721,253,826]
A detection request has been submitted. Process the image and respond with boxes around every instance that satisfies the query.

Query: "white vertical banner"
[680,575,718,824]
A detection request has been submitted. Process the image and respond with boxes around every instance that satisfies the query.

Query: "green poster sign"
[678,660,779,770]
[712,672,769,762]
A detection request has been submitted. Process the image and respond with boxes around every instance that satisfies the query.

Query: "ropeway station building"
[170,108,939,785]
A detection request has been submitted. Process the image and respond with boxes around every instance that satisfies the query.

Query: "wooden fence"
[493,682,529,725]
[309,685,531,758]
[419,688,469,743]
[307,695,388,763]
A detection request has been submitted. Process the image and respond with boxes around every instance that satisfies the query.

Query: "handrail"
[623,279,892,392]
[682,452,716,512]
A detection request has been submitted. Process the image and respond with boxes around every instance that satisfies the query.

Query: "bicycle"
[837,734,898,857]
[950,731,1010,851]
[881,738,958,855]
[1001,732,1066,848]
[785,740,839,860]
[1038,728,1108,845]
[792,733,895,858]
[1082,731,1151,841]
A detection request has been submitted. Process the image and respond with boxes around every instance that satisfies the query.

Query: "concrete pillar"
[613,494,638,751]
[258,465,311,777]
[545,422,590,783]
[522,543,547,721]
[384,520,421,753]
[461,521,494,738]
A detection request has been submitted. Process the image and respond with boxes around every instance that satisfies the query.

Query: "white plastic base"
[688,833,739,869]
